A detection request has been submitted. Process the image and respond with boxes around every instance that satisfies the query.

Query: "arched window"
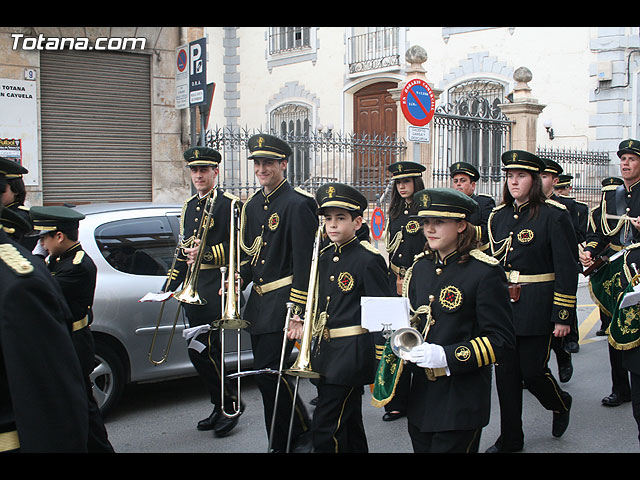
[445,79,508,180]
[270,103,311,185]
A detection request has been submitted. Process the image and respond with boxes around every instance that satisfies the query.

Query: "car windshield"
[94,215,178,276]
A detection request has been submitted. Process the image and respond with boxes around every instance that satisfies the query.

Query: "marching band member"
[239,134,317,453]
[380,161,426,422]
[485,150,578,453]
[0,158,89,452]
[288,182,391,452]
[0,162,37,250]
[449,161,496,246]
[164,146,243,438]
[401,187,514,453]
[581,140,640,408]
[30,205,114,452]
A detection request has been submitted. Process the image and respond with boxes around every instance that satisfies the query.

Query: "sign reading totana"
[400,78,435,127]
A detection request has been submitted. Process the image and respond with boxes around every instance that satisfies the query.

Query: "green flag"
[610,278,640,350]
[371,339,404,408]
[589,253,626,317]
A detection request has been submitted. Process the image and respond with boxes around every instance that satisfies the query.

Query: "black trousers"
[312,381,368,453]
[408,422,482,453]
[494,334,570,448]
[186,328,238,412]
[630,372,640,445]
[73,327,114,453]
[250,331,311,452]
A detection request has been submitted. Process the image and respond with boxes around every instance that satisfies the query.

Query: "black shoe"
[214,414,240,437]
[290,430,313,453]
[382,411,405,422]
[564,341,580,354]
[559,363,573,383]
[484,440,523,453]
[552,392,572,438]
[601,393,631,407]
[197,409,221,431]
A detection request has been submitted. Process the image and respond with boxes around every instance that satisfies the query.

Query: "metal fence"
[205,126,406,217]
[536,146,611,207]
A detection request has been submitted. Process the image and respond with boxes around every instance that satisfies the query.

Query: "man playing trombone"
[164,146,243,438]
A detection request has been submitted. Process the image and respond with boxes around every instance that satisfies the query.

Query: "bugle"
[215,198,247,419]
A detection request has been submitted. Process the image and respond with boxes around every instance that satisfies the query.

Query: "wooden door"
[353,82,398,198]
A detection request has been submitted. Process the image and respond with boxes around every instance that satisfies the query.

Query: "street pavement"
[103,279,640,454]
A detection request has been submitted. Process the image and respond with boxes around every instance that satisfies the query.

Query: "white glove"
[32,239,47,257]
[407,343,448,370]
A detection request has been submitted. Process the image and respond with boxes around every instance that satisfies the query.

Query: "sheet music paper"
[360,296,411,332]
[138,291,174,302]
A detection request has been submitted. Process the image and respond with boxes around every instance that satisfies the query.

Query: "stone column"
[388,46,442,187]
[498,66,546,153]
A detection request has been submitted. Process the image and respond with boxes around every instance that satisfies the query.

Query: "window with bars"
[270,103,311,184]
[269,27,311,55]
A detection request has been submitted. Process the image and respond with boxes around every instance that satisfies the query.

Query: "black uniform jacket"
[165,187,241,326]
[552,193,584,244]
[469,193,496,246]
[0,229,88,452]
[487,199,579,336]
[240,180,318,335]
[585,181,640,256]
[404,249,515,432]
[47,242,97,326]
[385,201,426,279]
[311,236,392,386]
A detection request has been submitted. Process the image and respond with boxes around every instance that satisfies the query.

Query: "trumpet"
[389,327,424,360]
[214,197,248,419]
[147,189,217,365]
[267,225,323,453]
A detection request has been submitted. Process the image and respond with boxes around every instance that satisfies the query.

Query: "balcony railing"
[348,28,400,74]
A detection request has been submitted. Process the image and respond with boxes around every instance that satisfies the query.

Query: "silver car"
[75,202,253,416]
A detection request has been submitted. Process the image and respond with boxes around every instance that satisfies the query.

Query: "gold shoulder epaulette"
[576,200,588,206]
[223,191,240,202]
[602,184,619,192]
[0,243,34,275]
[294,186,314,198]
[359,240,383,256]
[73,250,85,265]
[469,248,499,266]
[491,204,506,212]
[413,251,427,263]
[478,193,493,198]
[546,198,567,210]
[17,205,30,211]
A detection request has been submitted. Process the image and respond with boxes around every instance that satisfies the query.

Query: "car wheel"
[92,341,126,417]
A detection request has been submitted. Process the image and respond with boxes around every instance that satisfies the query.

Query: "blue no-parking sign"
[370,207,385,241]
[400,78,435,127]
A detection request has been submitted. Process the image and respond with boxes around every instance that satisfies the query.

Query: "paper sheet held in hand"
[360,296,410,332]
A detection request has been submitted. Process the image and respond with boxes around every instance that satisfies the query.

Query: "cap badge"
[327,186,335,198]
[258,136,265,148]
[420,193,430,208]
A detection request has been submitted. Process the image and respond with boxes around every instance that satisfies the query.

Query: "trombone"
[213,197,248,418]
[268,224,323,453]
[147,189,217,365]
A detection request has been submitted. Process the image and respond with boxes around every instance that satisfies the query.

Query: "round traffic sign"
[370,207,385,241]
[177,48,188,72]
[400,78,435,127]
